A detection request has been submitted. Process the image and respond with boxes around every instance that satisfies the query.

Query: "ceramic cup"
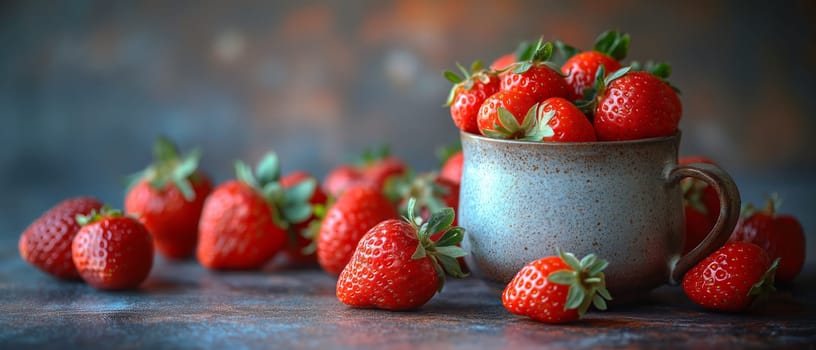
[458,131,740,299]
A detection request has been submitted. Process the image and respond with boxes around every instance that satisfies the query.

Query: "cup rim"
[460,130,681,146]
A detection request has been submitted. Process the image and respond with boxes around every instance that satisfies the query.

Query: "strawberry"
[590,67,682,141]
[728,195,806,283]
[561,31,628,100]
[280,171,328,265]
[124,137,212,260]
[490,53,516,72]
[72,208,154,290]
[500,39,570,102]
[322,147,407,196]
[480,97,596,142]
[444,61,501,134]
[317,185,398,275]
[363,156,408,192]
[336,199,467,310]
[679,156,721,254]
[323,164,371,197]
[19,196,104,280]
[502,249,612,323]
[385,172,459,227]
[439,150,463,186]
[197,152,290,269]
[477,90,537,137]
[682,206,715,255]
[682,242,778,312]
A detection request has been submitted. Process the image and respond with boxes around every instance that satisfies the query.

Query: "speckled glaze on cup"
[459,132,740,299]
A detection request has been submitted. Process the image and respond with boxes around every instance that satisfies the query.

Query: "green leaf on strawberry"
[593,30,630,61]
[126,136,203,201]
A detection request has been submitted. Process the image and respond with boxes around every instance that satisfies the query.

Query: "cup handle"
[667,162,741,284]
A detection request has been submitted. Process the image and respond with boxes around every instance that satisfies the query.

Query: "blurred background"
[1,1,814,258]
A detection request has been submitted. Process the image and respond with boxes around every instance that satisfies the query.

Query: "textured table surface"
[1,240,815,350]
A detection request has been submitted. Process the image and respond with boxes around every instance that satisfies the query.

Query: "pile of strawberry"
[440,30,807,323]
[446,31,680,142]
[18,138,466,305]
[16,30,808,325]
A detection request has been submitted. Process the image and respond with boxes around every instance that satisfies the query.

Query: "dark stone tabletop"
[1,238,815,350]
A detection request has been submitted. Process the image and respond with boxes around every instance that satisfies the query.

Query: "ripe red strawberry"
[682,242,778,312]
[682,206,715,255]
[502,249,612,323]
[445,61,501,134]
[561,31,628,100]
[323,164,371,197]
[280,171,328,265]
[385,172,459,227]
[679,156,721,254]
[592,68,682,141]
[19,197,104,279]
[362,156,408,192]
[439,150,463,186]
[680,156,720,222]
[322,147,407,196]
[490,53,516,72]
[477,90,537,136]
[336,199,467,310]
[317,186,398,275]
[500,39,570,102]
[72,208,154,290]
[480,97,596,142]
[197,153,289,269]
[728,195,806,283]
[124,137,212,260]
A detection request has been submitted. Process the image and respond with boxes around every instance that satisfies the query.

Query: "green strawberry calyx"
[444,61,497,106]
[76,206,125,226]
[298,201,331,256]
[547,248,613,318]
[575,65,632,115]
[630,60,680,93]
[593,30,630,61]
[404,198,468,292]
[512,38,562,75]
[235,151,310,230]
[682,179,710,214]
[741,193,781,219]
[436,142,462,166]
[125,136,203,201]
[748,258,780,308]
[482,103,555,141]
[385,171,450,218]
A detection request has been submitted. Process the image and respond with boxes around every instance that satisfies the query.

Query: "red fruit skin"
[594,71,682,141]
[539,97,597,142]
[679,156,721,221]
[336,220,438,310]
[317,186,398,275]
[280,171,328,265]
[197,180,287,269]
[490,53,516,72]
[477,90,537,136]
[323,165,371,197]
[561,51,622,101]
[502,256,579,323]
[501,63,571,102]
[683,206,715,255]
[72,216,154,290]
[19,197,104,280]
[450,74,501,134]
[439,151,463,186]
[729,213,806,283]
[682,242,771,312]
[363,157,408,191]
[124,173,212,260]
